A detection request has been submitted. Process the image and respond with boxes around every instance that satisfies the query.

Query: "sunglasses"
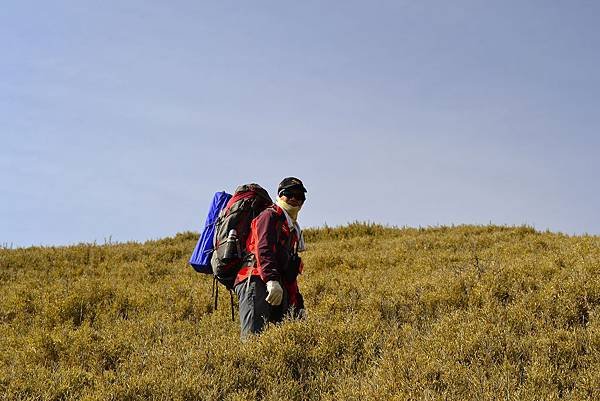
[282,191,306,201]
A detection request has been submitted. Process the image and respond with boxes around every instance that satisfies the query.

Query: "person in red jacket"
[234,177,307,338]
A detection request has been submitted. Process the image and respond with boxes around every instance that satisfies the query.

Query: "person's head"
[277,177,307,208]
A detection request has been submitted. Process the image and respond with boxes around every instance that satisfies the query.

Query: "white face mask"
[276,197,301,221]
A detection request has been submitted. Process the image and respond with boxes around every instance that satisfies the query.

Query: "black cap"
[278,177,307,195]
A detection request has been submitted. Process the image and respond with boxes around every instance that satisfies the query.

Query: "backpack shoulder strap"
[272,206,293,253]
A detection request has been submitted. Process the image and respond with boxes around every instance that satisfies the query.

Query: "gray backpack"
[211,183,273,290]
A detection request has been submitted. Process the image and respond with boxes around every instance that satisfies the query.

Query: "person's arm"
[252,210,281,283]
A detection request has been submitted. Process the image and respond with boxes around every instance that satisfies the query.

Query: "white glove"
[265,280,283,306]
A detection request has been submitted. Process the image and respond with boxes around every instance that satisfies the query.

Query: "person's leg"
[234,276,272,338]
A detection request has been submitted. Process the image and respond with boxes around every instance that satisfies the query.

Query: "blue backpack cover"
[189,191,232,273]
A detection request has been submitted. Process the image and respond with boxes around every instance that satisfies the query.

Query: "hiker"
[234,177,307,338]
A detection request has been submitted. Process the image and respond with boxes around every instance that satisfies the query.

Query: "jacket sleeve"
[253,210,281,283]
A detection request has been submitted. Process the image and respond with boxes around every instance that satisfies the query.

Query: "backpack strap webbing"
[212,276,219,311]
[211,276,236,321]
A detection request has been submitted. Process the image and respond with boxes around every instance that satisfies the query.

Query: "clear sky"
[2,1,599,247]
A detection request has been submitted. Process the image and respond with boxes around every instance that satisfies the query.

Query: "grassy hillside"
[1,223,599,400]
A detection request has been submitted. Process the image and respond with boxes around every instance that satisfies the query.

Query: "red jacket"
[236,204,304,307]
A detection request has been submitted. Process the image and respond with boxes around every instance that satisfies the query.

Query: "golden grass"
[1,223,599,400]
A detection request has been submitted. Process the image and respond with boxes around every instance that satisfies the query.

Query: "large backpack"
[211,183,273,289]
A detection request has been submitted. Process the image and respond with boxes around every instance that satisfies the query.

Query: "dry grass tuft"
[1,224,599,400]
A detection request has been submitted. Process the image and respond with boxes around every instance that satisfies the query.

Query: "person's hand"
[265,280,283,305]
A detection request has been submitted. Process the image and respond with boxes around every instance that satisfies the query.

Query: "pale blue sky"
[2,1,599,247]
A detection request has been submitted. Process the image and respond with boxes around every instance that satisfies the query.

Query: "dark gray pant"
[234,276,289,338]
